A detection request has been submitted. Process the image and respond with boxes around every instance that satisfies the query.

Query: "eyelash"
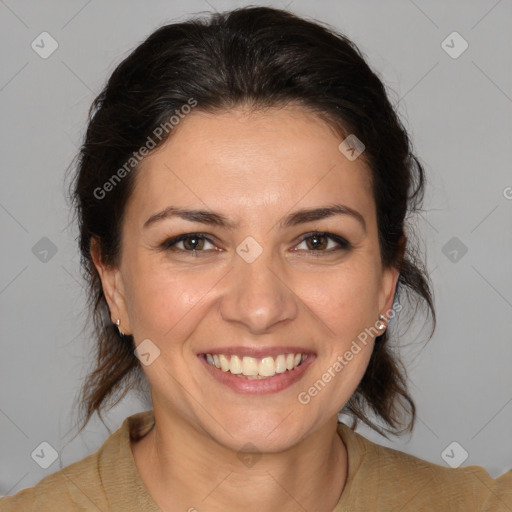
[160,231,351,256]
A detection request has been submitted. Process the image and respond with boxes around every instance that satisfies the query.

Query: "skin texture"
[91,105,400,511]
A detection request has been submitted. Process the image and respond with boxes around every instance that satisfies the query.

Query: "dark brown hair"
[69,6,435,438]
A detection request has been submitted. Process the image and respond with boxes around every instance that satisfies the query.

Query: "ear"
[379,264,400,316]
[378,235,405,316]
[90,237,131,335]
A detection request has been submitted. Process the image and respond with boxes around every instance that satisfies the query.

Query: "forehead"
[127,106,374,227]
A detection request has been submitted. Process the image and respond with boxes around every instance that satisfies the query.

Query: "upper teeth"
[205,353,307,378]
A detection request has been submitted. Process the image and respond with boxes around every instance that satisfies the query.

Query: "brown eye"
[161,233,216,252]
[181,235,205,250]
[305,234,329,250]
[296,232,350,252]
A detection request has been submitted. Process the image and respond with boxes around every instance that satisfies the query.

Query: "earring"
[116,319,125,337]
[376,314,387,331]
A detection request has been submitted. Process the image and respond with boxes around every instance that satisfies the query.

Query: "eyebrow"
[143,203,366,233]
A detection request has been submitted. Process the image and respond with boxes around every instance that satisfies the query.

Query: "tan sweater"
[1,410,511,511]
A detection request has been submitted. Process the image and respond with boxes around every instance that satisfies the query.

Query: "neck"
[131,409,348,512]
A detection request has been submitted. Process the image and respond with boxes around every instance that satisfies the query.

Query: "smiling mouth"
[202,353,308,379]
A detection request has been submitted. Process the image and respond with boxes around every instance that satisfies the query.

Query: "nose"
[219,251,299,335]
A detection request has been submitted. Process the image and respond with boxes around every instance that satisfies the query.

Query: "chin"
[203,409,310,454]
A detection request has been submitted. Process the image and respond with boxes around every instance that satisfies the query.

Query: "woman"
[1,6,510,511]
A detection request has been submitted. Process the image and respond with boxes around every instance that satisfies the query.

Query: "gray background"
[1,0,511,496]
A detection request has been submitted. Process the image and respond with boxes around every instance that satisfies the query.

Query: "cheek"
[293,263,381,335]
[124,257,228,340]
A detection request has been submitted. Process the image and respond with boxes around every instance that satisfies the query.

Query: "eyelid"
[161,232,218,252]
[161,231,350,254]
[293,231,350,251]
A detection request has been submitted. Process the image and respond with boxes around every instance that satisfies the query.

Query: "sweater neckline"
[111,410,365,510]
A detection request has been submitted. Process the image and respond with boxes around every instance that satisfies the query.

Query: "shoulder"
[336,422,512,511]
[0,450,108,511]
[0,411,156,512]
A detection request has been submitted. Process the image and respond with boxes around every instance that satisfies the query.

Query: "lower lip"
[198,354,316,394]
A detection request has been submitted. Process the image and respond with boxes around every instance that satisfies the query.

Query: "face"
[93,105,399,453]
